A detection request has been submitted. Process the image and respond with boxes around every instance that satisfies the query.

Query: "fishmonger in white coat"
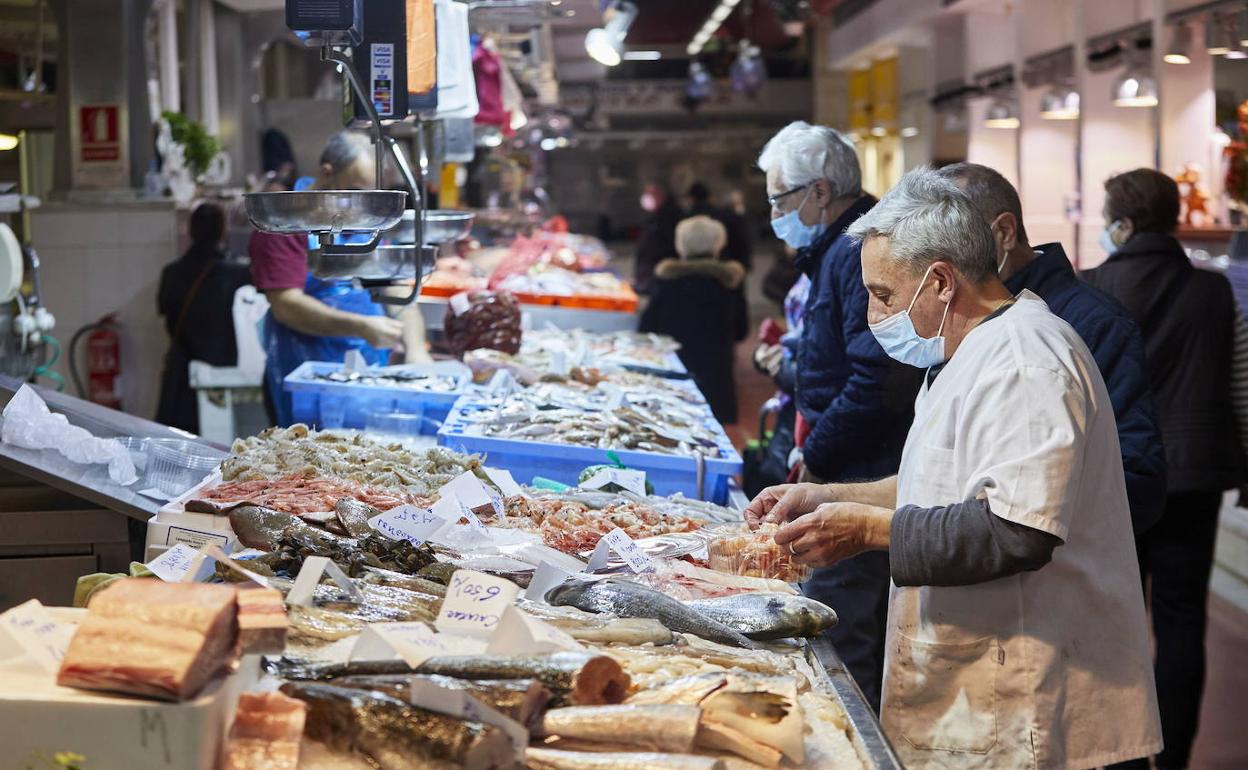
[746,168,1161,769]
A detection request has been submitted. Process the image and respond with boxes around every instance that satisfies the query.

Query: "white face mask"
[1099,220,1124,255]
[867,263,953,369]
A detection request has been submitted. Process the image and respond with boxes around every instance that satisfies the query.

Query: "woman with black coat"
[1084,168,1247,770]
[639,215,748,424]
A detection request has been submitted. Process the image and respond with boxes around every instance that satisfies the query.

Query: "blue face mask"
[770,188,825,249]
[1098,220,1124,256]
[868,264,952,369]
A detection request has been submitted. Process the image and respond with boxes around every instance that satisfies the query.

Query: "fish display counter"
[0,415,905,769]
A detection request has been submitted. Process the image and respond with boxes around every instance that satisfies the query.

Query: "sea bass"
[685,593,837,640]
[525,748,724,770]
[545,579,757,649]
[280,682,511,770]
[330,674,551,730]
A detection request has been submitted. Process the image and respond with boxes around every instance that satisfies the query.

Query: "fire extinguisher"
[69,315,123,410]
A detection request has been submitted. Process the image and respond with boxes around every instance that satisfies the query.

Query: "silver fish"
[685,594,838,641]
[538,704,701,752]
[545,579,757,650]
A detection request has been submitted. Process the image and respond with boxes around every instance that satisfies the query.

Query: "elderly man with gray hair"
[755,121,922,711]
[747,167,1161,769]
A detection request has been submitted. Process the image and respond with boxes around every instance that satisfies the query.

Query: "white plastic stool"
[189,285,269,444]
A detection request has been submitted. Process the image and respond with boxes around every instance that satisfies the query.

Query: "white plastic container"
[145,439,223,497]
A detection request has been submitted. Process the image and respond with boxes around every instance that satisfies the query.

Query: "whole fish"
[228,505,298,550]
[331,674,551,730]
[539,704,700,752]
[525,748,724,770]
[266,651,629,707]
[545,579,757,650]
[280,682,511,770]
[335,498,378,538]
[685,594,838,641]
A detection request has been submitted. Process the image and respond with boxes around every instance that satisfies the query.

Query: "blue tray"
[436,396,742,504]
[284,361,472,434]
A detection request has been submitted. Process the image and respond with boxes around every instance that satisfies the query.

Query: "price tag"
[288,555,364,607]
[449,291,472,315]
[441,471,503,518]
[483,467,524,498]
[371,504,449,545]
[409,679,529,756]
[580,468,647,496]
[343,349,368,374]
[146,543,214,583]
[487,605,584,655]
[605,387,629,410]
[587,528,655,574]
[0,599,72,673]
[486,369,515,398]
[429,493,490,540]
[523,560,577,602]
[350,621,483,666]
[434,569,520,637]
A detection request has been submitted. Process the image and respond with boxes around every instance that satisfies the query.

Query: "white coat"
[881,291,1161,770]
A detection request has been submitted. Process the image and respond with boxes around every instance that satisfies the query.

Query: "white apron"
[881,291,1161,770]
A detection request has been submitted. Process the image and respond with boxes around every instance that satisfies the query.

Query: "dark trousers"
[1111,489,1223,770]
[802,550,891,713]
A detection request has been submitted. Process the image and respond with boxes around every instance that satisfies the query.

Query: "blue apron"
[263,231,391,426]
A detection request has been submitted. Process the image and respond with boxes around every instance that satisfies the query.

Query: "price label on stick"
[484,467,524,497]
[351,621,483,666]
[288,555,363,606]
[442,471,504,517]
[371,504,448,545]
[524,560,577,602]
[581,467,647,496]
[0,599,72,673]
[487,605,584,655]
[146,542,215,583]
[200,544,272,588]
[435,569,520,637]
[587,527,655,574]
[449,291,472,316]
[409,679,529,756]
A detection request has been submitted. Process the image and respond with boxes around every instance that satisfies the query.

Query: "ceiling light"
[584,1,637,67]
[1113,67,1158,107]
[1238,9,1248,45]
[540,137,557,151]
[900,126,919,138]
[685,42,699,55]
[1227,41,1248,59]
[687,0,739,56]
[623,50,661,61]
[711,4,732,23]
[1207,15,1230,55]
[0,134,17,151]
[984,97,1020,129]
[1040,86,1080,119]
[870,126,887,137]
[1164,22,1192,64]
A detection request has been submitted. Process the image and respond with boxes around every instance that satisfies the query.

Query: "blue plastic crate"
[436,396,742,504]
[284,361,472,434]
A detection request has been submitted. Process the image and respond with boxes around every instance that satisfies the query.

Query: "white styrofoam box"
[144,517,238,563]
[0,653,258,770]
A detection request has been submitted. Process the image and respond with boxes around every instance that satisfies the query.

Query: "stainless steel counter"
[808,636,905,770]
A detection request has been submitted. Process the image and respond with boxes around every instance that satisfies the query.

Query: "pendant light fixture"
[1164,22,1192,63]
[1207,13,1231,55]
[1113,40,1158,107]
[984,96,1020,129]
[585,1,637,67]
[1040,85,1080,119]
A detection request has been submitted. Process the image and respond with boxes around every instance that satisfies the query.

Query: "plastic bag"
[443,290,523,356]
[1,385,138,485]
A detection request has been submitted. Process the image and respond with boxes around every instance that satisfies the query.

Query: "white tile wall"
[31,203,178,421]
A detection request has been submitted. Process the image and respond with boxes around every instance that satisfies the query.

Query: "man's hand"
[772,502,893,567]
[744,483,836,529]
[357,316,404,350]
[753,343,784,377]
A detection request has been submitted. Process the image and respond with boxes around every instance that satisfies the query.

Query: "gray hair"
[675,215,727,259]
[319,130,373,172]
[846,167,998,283]
[757,121,862,199]
[936,162,1030,246]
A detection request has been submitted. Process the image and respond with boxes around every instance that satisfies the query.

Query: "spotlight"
[1112,67,1158,107]
[984,97,1020,129]
[1206,14,1230,55]
[585,2,637,67]
[1040,86,1080,120]
[1164,22,1192,64]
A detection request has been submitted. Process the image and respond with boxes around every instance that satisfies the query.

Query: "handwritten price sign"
[351,622,484,667]
[435,569,521,637]
[371,504,448,545]
[0,599,72,673]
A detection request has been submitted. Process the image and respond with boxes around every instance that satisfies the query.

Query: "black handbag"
[742,398,796,498]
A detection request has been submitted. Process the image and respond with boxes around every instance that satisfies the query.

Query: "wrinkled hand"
[744,483,835,529]
[772,502,892,567]
[358,316,405,350]
[753,343,785,377]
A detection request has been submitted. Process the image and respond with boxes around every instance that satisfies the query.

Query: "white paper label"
[409,679,529,756]
[0,600,72,673]
[288,555,363,607]
[486,368,515,397]
[487,605,583,655]
[587,528,655,574]
[350,622,483,666]
[449,292,472,315]
[581,468,647,496]
[607,388,629,410]
[549,349,569,376]
[441,471,503,517]
[146,543,214,583]
[483,466,523,497]
[523,561,577,602]
[435,569,520,637]
[371,504,449,545]
[343,349,368,374]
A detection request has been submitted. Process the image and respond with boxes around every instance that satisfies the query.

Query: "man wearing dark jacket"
[686,181,752,272]
[755,122,923,711]
[940,163,1167,533]
[633,183,682,294]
